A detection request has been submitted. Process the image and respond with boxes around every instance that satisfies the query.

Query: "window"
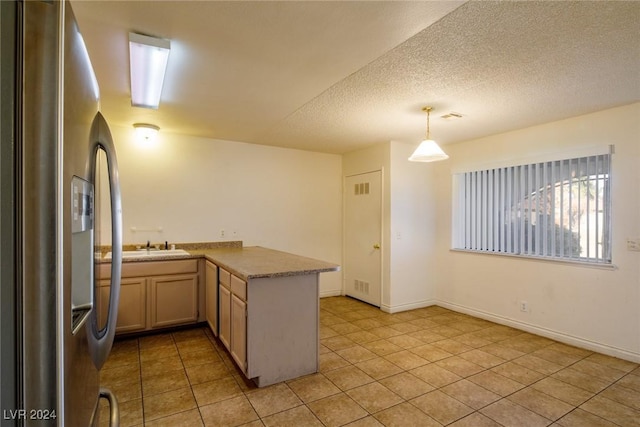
[452,152,612,264]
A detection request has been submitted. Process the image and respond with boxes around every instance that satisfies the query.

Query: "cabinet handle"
[373,244,381,249]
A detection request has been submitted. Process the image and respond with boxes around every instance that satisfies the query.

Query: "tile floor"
[99,296,640,426]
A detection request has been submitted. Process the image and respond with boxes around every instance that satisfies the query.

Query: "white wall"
[389,141,439,311]
[432,103,640,362]
[101,124,343,296]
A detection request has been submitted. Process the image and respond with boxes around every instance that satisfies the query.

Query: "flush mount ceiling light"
[133,123,160,145]
[129,32,171,109]
[408,106,449,162]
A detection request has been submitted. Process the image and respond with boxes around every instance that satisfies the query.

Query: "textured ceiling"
[71,1,640,154]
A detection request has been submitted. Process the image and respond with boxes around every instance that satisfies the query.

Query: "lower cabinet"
[98,277,146,334]
[150,274,198,328]
[205,261,218,335]
[217,267,248,373]
[218,283,231,349]
[97,259,201,335]
[230,294,247,370]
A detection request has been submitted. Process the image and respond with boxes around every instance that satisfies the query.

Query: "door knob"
[373,244,380,249]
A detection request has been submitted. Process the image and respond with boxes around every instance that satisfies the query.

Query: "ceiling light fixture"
[133,123,160,145]
[129,32,171,109]
[408,106,449,162]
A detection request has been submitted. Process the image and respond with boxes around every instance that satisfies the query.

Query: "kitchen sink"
[104,249,190,259]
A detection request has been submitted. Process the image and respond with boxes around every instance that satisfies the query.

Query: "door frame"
[342,168,385,307]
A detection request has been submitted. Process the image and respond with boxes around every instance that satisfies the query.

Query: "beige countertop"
[195,246,340,280]
[98,243,340,281]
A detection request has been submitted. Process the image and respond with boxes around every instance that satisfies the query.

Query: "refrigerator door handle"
[87,112,123,370]
[99,387,120,426]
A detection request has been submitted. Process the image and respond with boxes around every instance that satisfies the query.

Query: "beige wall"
[101,124,343,296]
[431,103,640,361]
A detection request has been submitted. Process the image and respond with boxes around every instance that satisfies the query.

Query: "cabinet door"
[231,294,247,373]
[205,261,218,335]
[98,277,146,333]
[219,284,231,350]
[150,274,198,328]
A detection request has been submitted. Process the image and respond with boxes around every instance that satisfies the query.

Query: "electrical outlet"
[220,229,225,238]
[520,301,529,313]
[627,238,640,251]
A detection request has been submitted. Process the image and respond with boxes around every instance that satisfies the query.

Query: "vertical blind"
[453,153,611,264]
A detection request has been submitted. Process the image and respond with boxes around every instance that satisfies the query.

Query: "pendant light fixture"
[408,106,449,162]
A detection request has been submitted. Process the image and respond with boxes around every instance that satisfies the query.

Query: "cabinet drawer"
[231,275,247,301]
[219,268,231,288]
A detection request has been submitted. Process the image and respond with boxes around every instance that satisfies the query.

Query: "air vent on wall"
[441,112,463,120]
[354,182,370,196]
[354,279,370,294]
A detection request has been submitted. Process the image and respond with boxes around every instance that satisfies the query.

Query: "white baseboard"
[320,289,343,298]
[437,300,640,364]
[380,299,437,314]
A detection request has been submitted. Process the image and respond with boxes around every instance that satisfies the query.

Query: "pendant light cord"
[424,106,432,139]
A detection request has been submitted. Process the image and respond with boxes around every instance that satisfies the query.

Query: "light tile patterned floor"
[99,296,640,426]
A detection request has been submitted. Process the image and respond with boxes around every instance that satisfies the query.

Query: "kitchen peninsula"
[201,246,339,387]
[98,243,339,387]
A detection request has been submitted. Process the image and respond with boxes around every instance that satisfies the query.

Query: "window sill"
[449,248,617,270]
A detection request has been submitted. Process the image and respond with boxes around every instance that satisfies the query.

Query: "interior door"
[344,171,382,307]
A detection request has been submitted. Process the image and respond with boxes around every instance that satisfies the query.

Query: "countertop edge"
[97,247,340,281]
[203,254,340,280]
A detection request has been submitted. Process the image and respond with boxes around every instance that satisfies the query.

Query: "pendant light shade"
[409,106,449,162]
[408,139,449,162]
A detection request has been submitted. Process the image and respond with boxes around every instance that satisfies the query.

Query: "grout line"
[136,338,145,427]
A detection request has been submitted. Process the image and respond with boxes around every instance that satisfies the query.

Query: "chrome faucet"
[146,240,151,250]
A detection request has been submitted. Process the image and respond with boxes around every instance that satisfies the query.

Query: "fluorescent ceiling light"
[129,33,170,109]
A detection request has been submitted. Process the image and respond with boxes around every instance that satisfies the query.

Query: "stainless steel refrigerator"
[1,0,123,425]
